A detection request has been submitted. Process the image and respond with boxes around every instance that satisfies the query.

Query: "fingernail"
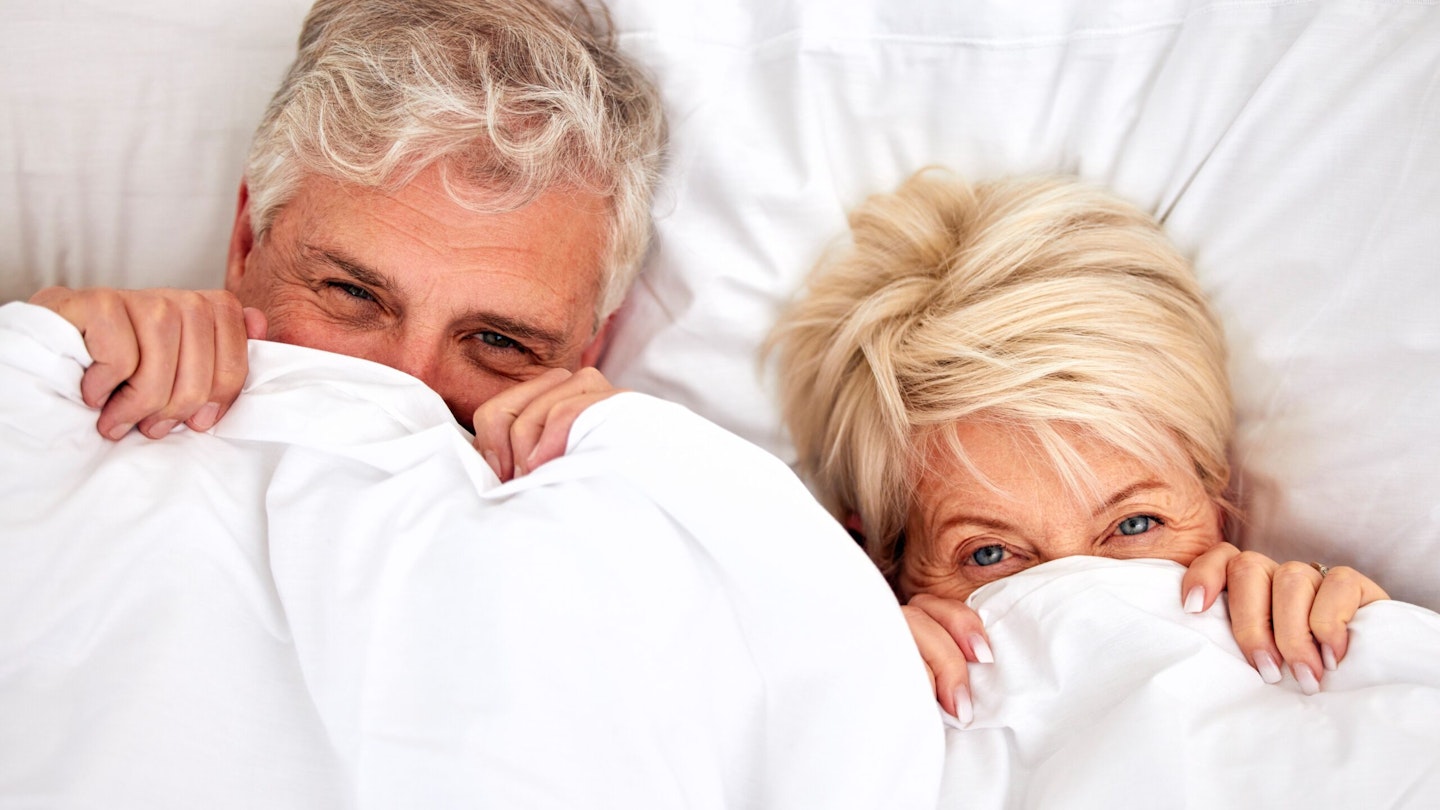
[481,451,501,478]
[191,402,221,431]
[1293,663,1320,695]
[514,462,527,478]
[148,420,179,438]
[1321,644,1338,672]
[952,685,974,727]
[1253,650,1283,684]
[1183,586,1205,614]
[968,633,995,664]
[106,422,133,441]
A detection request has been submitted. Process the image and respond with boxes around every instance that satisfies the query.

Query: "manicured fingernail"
[968,634,995,664]
[1321,644,1338,672]
[1293,663,1320,695]
[106,422,133,441]
[1253,651,1283,684]
[514,461,527,478]
[952,685,973,727]
[191,402,221,431]
[148,420,179,438]
[1183,586,1205,614]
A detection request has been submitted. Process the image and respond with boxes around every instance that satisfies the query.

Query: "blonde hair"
[245,0,666,321]
[770,170,1232,577]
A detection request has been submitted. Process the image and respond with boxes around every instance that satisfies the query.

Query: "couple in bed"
[21,0,1401,788]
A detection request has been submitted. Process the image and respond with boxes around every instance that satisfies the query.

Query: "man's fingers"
[471,368,575,481]
[506,368,615,476]
[242,306,268,340]
[900,605,973,725]
[1180,541,1240,613]
[525,390,615,474]
[137,292,219,438]
[1224,551,1285,685]
[31,286,252,439]
[1271,561,1324,694]
[187,293,252,432]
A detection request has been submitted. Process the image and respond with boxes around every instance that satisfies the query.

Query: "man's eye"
[476,331,521,351]
[970,545,1006,566]
[328,282,375,302]
[1117,515,1160,536]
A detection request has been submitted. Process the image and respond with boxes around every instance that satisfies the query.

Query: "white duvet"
[0,302,944,809]
[945,557,1440,809]
[6,298,1440,809]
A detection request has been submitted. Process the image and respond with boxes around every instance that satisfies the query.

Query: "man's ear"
[579,313,614,368]
[225,182,255,294]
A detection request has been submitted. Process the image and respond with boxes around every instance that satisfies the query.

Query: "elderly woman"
[770,170,1388,724]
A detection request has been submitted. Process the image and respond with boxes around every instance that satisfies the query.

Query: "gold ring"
[1309,561,1330,577]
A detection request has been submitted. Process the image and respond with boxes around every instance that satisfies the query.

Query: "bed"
[3,0,1439,807]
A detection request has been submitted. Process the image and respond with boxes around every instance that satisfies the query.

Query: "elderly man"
[1,1,945,807]
[28,0,663,480]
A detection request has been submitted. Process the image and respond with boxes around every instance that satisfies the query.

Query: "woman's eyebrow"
[937,513,1018,535]
[1094,480,1168,516]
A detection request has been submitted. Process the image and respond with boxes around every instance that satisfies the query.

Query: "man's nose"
[366,341,438,385]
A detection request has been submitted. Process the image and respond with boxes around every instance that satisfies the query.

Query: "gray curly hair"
[244,0,667,321]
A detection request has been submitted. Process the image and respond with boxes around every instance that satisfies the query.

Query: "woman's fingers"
[904,594,994,726]
[1308,566,1389,668]
[1180,541,1240,613]
[900,603,974,725]
[1223,550,1286,685]
[1270,561,1325,694]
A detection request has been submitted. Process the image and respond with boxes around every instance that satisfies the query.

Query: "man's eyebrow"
[307,246,396,293]
[305,244,572,353]
[1095,479,1168,516]
[454,311,570,353]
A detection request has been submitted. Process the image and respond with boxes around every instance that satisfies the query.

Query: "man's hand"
[29,286,266,440]
[1181,542,1389,694]
[901,594,994,727]
[471,367,620,482]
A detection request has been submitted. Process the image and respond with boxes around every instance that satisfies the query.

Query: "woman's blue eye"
[1117,516,1158,536]
[971,545,1006,566]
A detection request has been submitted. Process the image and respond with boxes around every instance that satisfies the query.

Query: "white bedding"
[944,556,1440,809]
[0,301,944,809]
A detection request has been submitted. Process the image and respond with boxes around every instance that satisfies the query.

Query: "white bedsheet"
[944,556,1440,809]
[0,302,944,809]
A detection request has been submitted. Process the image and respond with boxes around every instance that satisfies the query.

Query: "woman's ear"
[843,513,866,546]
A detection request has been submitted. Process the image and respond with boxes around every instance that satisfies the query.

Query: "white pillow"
[600,0,1440,610]
[2,0,1437,610]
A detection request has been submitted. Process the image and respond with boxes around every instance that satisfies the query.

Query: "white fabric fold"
[941,556,1440,809]
[0,301,944,810]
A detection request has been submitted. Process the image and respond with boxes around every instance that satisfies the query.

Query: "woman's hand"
[900,594,994,726]
[470,366,620,482]
[1181,542,1389,694]
[29,286,266,440]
